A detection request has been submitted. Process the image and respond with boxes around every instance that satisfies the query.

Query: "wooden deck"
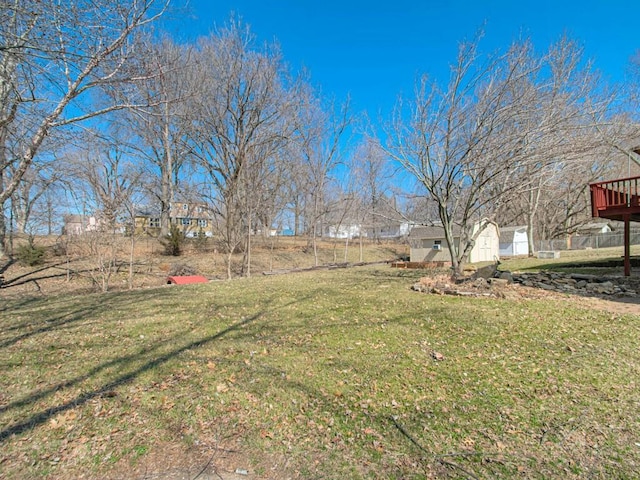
[589,175,640,276]
[590,176,640,222]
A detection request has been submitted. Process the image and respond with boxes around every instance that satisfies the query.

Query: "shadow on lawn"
[0,291,314,443]
[0,289,164,347]
[0,312,263,442]
[0,261,81,292]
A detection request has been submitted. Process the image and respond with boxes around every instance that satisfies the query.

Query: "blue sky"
[170,0,640,119]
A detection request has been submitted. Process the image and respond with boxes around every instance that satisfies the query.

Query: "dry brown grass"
[0,234,408,297]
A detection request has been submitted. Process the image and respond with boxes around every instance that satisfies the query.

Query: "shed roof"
[166,275,208,285]
[499,225,527,242]
[408,225,461,240]
[575,222,610,232]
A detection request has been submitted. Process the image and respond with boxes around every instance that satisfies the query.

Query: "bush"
[163,224,183,256]
[16,238,46,266]
[194,229,209,251]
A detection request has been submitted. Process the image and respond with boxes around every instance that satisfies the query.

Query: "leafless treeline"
[2,1,640,276]
[386,34,640,273]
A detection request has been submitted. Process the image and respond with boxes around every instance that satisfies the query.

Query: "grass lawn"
[1,264,640,479]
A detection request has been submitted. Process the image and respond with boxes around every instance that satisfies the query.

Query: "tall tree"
[350,137,392,243]
[186,20,297,278]
[125,37,191,236]
[387,35,616,274]
[67,129,143,233]
[0,0,169,257]
[386,37,535,274]
[295,91,352,266]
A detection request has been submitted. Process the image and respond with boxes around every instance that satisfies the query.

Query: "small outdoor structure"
[590,174,640,276]
[537,251,560,259]
[574,222,612,236]
[166,275,209,285]
[408,220,500,264]
[499,225,528,257]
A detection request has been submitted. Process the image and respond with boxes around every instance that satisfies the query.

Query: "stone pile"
[510,271,639,298]
[411,270,640,299]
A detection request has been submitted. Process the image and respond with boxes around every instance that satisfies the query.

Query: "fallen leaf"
[431,351,445,361]
[216,383,229,393]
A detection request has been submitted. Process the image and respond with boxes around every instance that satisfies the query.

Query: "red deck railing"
[589,175,640,276]
[590,176,640,218]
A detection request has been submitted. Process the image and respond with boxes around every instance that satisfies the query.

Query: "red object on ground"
[166,275,209,285]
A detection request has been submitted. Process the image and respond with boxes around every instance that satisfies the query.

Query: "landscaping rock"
[499,271,514,282]
[488,278,509,287]
[412,269,639,300]
[511,271,639,298]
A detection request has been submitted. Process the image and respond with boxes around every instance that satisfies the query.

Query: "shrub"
[193,229,209,251]
[163,224,183,256]
[16,238,46,266]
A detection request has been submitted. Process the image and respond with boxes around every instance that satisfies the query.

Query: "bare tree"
[186,20,297,278]
[125,36,192,236]
[387,35,617,274]
[67,131,142,233]
[295,91,352,266]
[63,128,144,291]
[349,136,392,243]
[495,38,619,254]
[10,161,60,235]
[386,37,535,274]
[0,0,169,257]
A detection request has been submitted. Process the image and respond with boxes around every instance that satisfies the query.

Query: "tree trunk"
[128,230,135,289]
[160,100,173,237]
[312,222,319,267]
[0,208,6,259]
[343,235,349,262]
[226,250,233,280]
[246,208,252,278]
[0,132,7,256]
[527,185,542,257]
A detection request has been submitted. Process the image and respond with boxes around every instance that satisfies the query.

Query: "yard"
[1,246,640,478]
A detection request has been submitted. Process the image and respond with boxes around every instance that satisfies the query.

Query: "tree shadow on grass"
[0,288,170,348]
[0,260,77,289]
[0,311,263,442]
[0,292,315,444]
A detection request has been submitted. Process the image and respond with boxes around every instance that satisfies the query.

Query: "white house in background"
[366,221,416,239]
[499,225,529,257]
[408,220,500,264]
[62,214,100,235]
[324,223,362,239]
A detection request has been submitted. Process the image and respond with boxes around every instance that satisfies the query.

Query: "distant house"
[62,215,99,235]
[368,221,415,239]
[499,226,528,257]
[323,223,362,239]
[135,202,214,238]
[408,220,500,264]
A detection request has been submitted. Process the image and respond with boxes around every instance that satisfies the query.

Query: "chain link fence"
[538,231,640,251]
